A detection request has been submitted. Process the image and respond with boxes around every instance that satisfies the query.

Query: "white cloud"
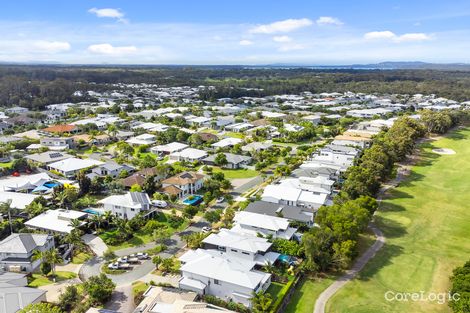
[316,16,343,26]
[87,43,137,55]
[239,40,253,46]
[249,18,313,34]
[88,8,127,22]
[33,40,71,53]
[273,36,292,43]
[364,31,431,42]
[364,31,397,40]
[396,33,431,42]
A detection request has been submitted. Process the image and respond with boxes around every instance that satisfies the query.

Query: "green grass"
[72,251,93,264]
[0,161,13,168]
[224,131,245,139]
[100,214,190,251]
[28,271,77,287]
[212,167,259,179]
[327,127,470,313]
[284,276,337,313]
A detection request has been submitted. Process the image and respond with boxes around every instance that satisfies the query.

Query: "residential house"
[40,137,74,150]
[261,184,329,210]
[179,249,271,307]
[5,107,29,115]
[90,162,134,179]
[202,153,252,169]
[25,209,88,234]
[0,271,46,313]
[224,123,253,133]
[202,228,280,266]
[160,171,204,198]
[41,124,80,135]
[241,141,273,153]
[150,142,188,157]
[231,211,297,240]
[25,151,73,167]
[169,148,208,163]
[48,157,104,178]
[211,138,243,149]
[0,233,54,272]
[126,133,157,146]
[98,192,151,219]
[245,201,314,226]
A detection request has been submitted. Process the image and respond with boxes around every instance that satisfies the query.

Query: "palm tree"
[102,211,113,229]
[33,248,62,281]
[107,124,118,139]
[263,261,276,275]
[44,249,62,282]
[251,291,273,313]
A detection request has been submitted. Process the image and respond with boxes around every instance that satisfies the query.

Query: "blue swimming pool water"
[183,195,203,206]
[278,254,291,263]
[83,208,102,215]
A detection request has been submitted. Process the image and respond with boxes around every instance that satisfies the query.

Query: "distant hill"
[267,61,470,71]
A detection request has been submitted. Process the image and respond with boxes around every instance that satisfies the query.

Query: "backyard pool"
[83,208,102,215]
[182,195,203,206]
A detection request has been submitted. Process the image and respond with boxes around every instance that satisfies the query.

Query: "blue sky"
[1,0,470,64]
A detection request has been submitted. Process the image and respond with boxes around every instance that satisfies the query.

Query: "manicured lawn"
[28,271,77,287]
[212,167,259,179]
[224,131,245,139]
[284,276,336,313]
[327,127,470,313]
[72,251,93,264]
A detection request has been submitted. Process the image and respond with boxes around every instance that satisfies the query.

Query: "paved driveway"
[38,277,82,302]
[82,234,108,257]
[105,285,135,313]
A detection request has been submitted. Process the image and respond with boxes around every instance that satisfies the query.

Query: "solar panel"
[49,152,63,158]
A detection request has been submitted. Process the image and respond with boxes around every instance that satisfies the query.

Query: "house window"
[214,279,221,285]
[242,252,250,255]
[231,249,238,252]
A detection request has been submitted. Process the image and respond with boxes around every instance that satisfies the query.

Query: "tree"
[204,210,222,223]
[58,285,79,312]
[40,261,52,276]
[153,227,171,245]
[19,303,64,313]
[77,170,91,194]
[449,260,470,313]
[251,291,273,313]
[130,184,143,192]
[152,255,163,268]
[159,257,175,273]
[116,141,134,160]
[83,274,116,305]
[214,153,228,167]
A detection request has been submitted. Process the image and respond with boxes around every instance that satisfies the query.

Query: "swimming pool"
[182,195,203,206]
[83,208,102,215]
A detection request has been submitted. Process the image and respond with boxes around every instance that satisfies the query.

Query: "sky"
[1,0,470,64]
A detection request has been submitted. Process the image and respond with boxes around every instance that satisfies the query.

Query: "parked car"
[202,226,212,233]
[216,197,225,203]
[108,262,120,270]
[152,200,168,208]
[117,256,128,263]
[136,252,149,260]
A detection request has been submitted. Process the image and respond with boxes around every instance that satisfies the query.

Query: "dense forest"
[2,65,470,110]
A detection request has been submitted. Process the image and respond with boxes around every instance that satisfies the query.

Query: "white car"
[216,197,225,203]
[108,262,119,270]
[202,226,212,233]
[152,200,168,208]
[136,252,149,260]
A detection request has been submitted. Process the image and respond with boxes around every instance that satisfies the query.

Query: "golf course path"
[313,224,385,313]
[313,151,418,313]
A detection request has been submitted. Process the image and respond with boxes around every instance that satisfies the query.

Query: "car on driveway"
[136,252,149,260]
[216,197,225,203]
[202,226,212,233]
[152,200,168,208]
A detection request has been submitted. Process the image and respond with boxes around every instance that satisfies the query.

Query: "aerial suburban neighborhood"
[1,1,470,313]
